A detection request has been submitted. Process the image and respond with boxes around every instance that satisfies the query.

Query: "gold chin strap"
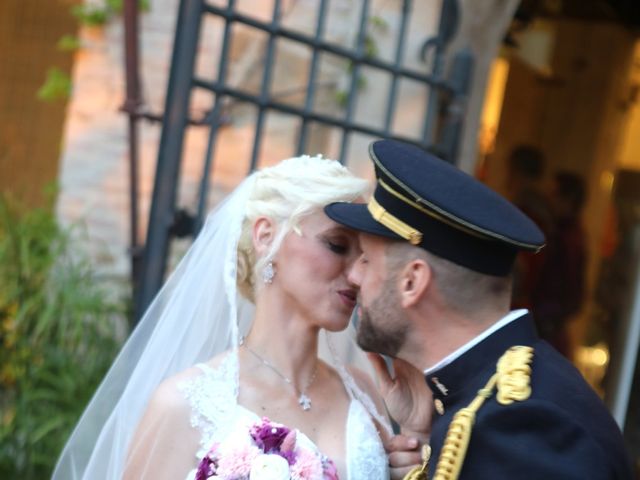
[367,196,423,245]
[403,346,534,480]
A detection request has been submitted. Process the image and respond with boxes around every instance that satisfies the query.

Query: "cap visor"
[324,202,403,240]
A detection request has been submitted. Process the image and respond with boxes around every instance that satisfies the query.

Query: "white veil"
[53,162,390,480]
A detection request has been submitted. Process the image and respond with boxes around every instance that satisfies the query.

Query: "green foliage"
[57,34,82,52]
[37,68,72,102]
[369,15,389,32]
[334,89,349,108]
[71,0,151,25]
[0,194,124,478]
[333,15,385,109]
[363,34,379,59]
[70,4,110,26]
[107,0,152,13]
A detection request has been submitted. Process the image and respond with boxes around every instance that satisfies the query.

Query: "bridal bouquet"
[196,417,339,480]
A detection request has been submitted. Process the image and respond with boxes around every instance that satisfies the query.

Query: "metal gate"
[134,0,473,320]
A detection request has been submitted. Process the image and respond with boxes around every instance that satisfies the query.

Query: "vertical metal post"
[383,0,411,134]
[123,0,142,316]
[436,47,473,163]
[422,0,459,145]
[248,0,282,172]
[135,0,204,321]
[296,0,328,155]
[196,0,236,230]
[338,0,370,164]
[606,237,640,429]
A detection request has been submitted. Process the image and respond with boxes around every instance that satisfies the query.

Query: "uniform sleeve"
[459,401,615,479]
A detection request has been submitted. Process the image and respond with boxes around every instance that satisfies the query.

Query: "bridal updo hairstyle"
[236,155,368,302]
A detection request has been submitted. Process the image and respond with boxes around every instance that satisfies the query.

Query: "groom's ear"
[398,258,431,308]
[253,217,275,256]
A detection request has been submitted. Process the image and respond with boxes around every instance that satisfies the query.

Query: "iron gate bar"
[135,0,204,320]
[191,77,431,148]
[123,0,142,315]
[296,0,329,156]
[433,47,473,162]
[384,0,411,134]
[201,3,453,90]
[338,0,370,164]
[196,0,236,230]
[422,0,458,144]
[249,0,283,172]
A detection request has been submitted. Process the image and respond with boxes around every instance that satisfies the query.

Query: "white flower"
[249,454,291,480]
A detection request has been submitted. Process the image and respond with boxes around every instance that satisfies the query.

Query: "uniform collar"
[423,309,528,377]
[424,311,538,402]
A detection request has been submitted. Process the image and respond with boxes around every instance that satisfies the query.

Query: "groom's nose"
[347,255,365,287]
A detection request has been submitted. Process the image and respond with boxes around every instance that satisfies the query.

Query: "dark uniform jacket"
[425,313,633,479]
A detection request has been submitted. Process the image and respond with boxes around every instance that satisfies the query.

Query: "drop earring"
[262,261,275,284]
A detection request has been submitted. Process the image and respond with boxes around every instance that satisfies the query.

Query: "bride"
[53,155,394,479]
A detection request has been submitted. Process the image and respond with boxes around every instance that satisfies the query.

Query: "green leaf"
[364,34,378,59]
[57,34,82,52]
[30,416,65,444]
[369,15,389,31]
[37,68,72,102]
[334,90,348,108]
[105,0,151,14]
[70,4,111,26]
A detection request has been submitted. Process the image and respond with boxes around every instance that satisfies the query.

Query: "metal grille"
[134,0,473,319]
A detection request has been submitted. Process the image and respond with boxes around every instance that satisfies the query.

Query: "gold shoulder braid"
[403,346,534,480]
[496,345,534,405]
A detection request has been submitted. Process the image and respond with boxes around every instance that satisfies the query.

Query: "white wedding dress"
[180,353,389,479]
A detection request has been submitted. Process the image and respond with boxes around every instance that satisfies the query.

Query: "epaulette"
[402,346,534,480]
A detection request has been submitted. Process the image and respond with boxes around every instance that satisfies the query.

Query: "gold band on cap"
[378,179,485,240]
[367,196,423,245]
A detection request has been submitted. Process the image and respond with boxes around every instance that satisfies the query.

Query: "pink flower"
[280,429,297,453]
[290,448,322,480]
[216,443,261,478]
[322,456,339,480]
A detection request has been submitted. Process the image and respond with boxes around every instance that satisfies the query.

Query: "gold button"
[434,398,445,415]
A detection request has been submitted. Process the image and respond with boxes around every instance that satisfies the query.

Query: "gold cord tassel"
[431,376,497,480]
[403,444,432,480]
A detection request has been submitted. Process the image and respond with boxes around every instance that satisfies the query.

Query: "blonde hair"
[236,155,368,301]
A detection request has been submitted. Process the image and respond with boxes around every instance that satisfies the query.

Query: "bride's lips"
[337,289,357,309]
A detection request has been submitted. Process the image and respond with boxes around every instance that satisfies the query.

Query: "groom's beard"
[356,285,408,357]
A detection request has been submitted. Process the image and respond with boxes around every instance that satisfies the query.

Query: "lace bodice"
[179,353,389,479]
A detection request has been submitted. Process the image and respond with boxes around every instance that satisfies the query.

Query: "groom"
[325,139,633,479]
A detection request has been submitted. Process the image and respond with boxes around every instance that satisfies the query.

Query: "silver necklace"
[242,341,318,411]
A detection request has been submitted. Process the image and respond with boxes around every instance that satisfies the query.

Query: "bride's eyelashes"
[327,240,349,255]
[320,236,350,255]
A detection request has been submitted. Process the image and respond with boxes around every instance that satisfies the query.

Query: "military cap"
[325,139,545,276]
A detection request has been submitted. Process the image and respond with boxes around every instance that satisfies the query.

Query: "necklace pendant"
[298,393,312,411]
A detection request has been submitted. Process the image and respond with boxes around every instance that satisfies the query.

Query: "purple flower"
[250,417,291,453]
[195,450,218,480]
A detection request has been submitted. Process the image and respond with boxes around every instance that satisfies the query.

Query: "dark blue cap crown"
[325,139,545,276]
